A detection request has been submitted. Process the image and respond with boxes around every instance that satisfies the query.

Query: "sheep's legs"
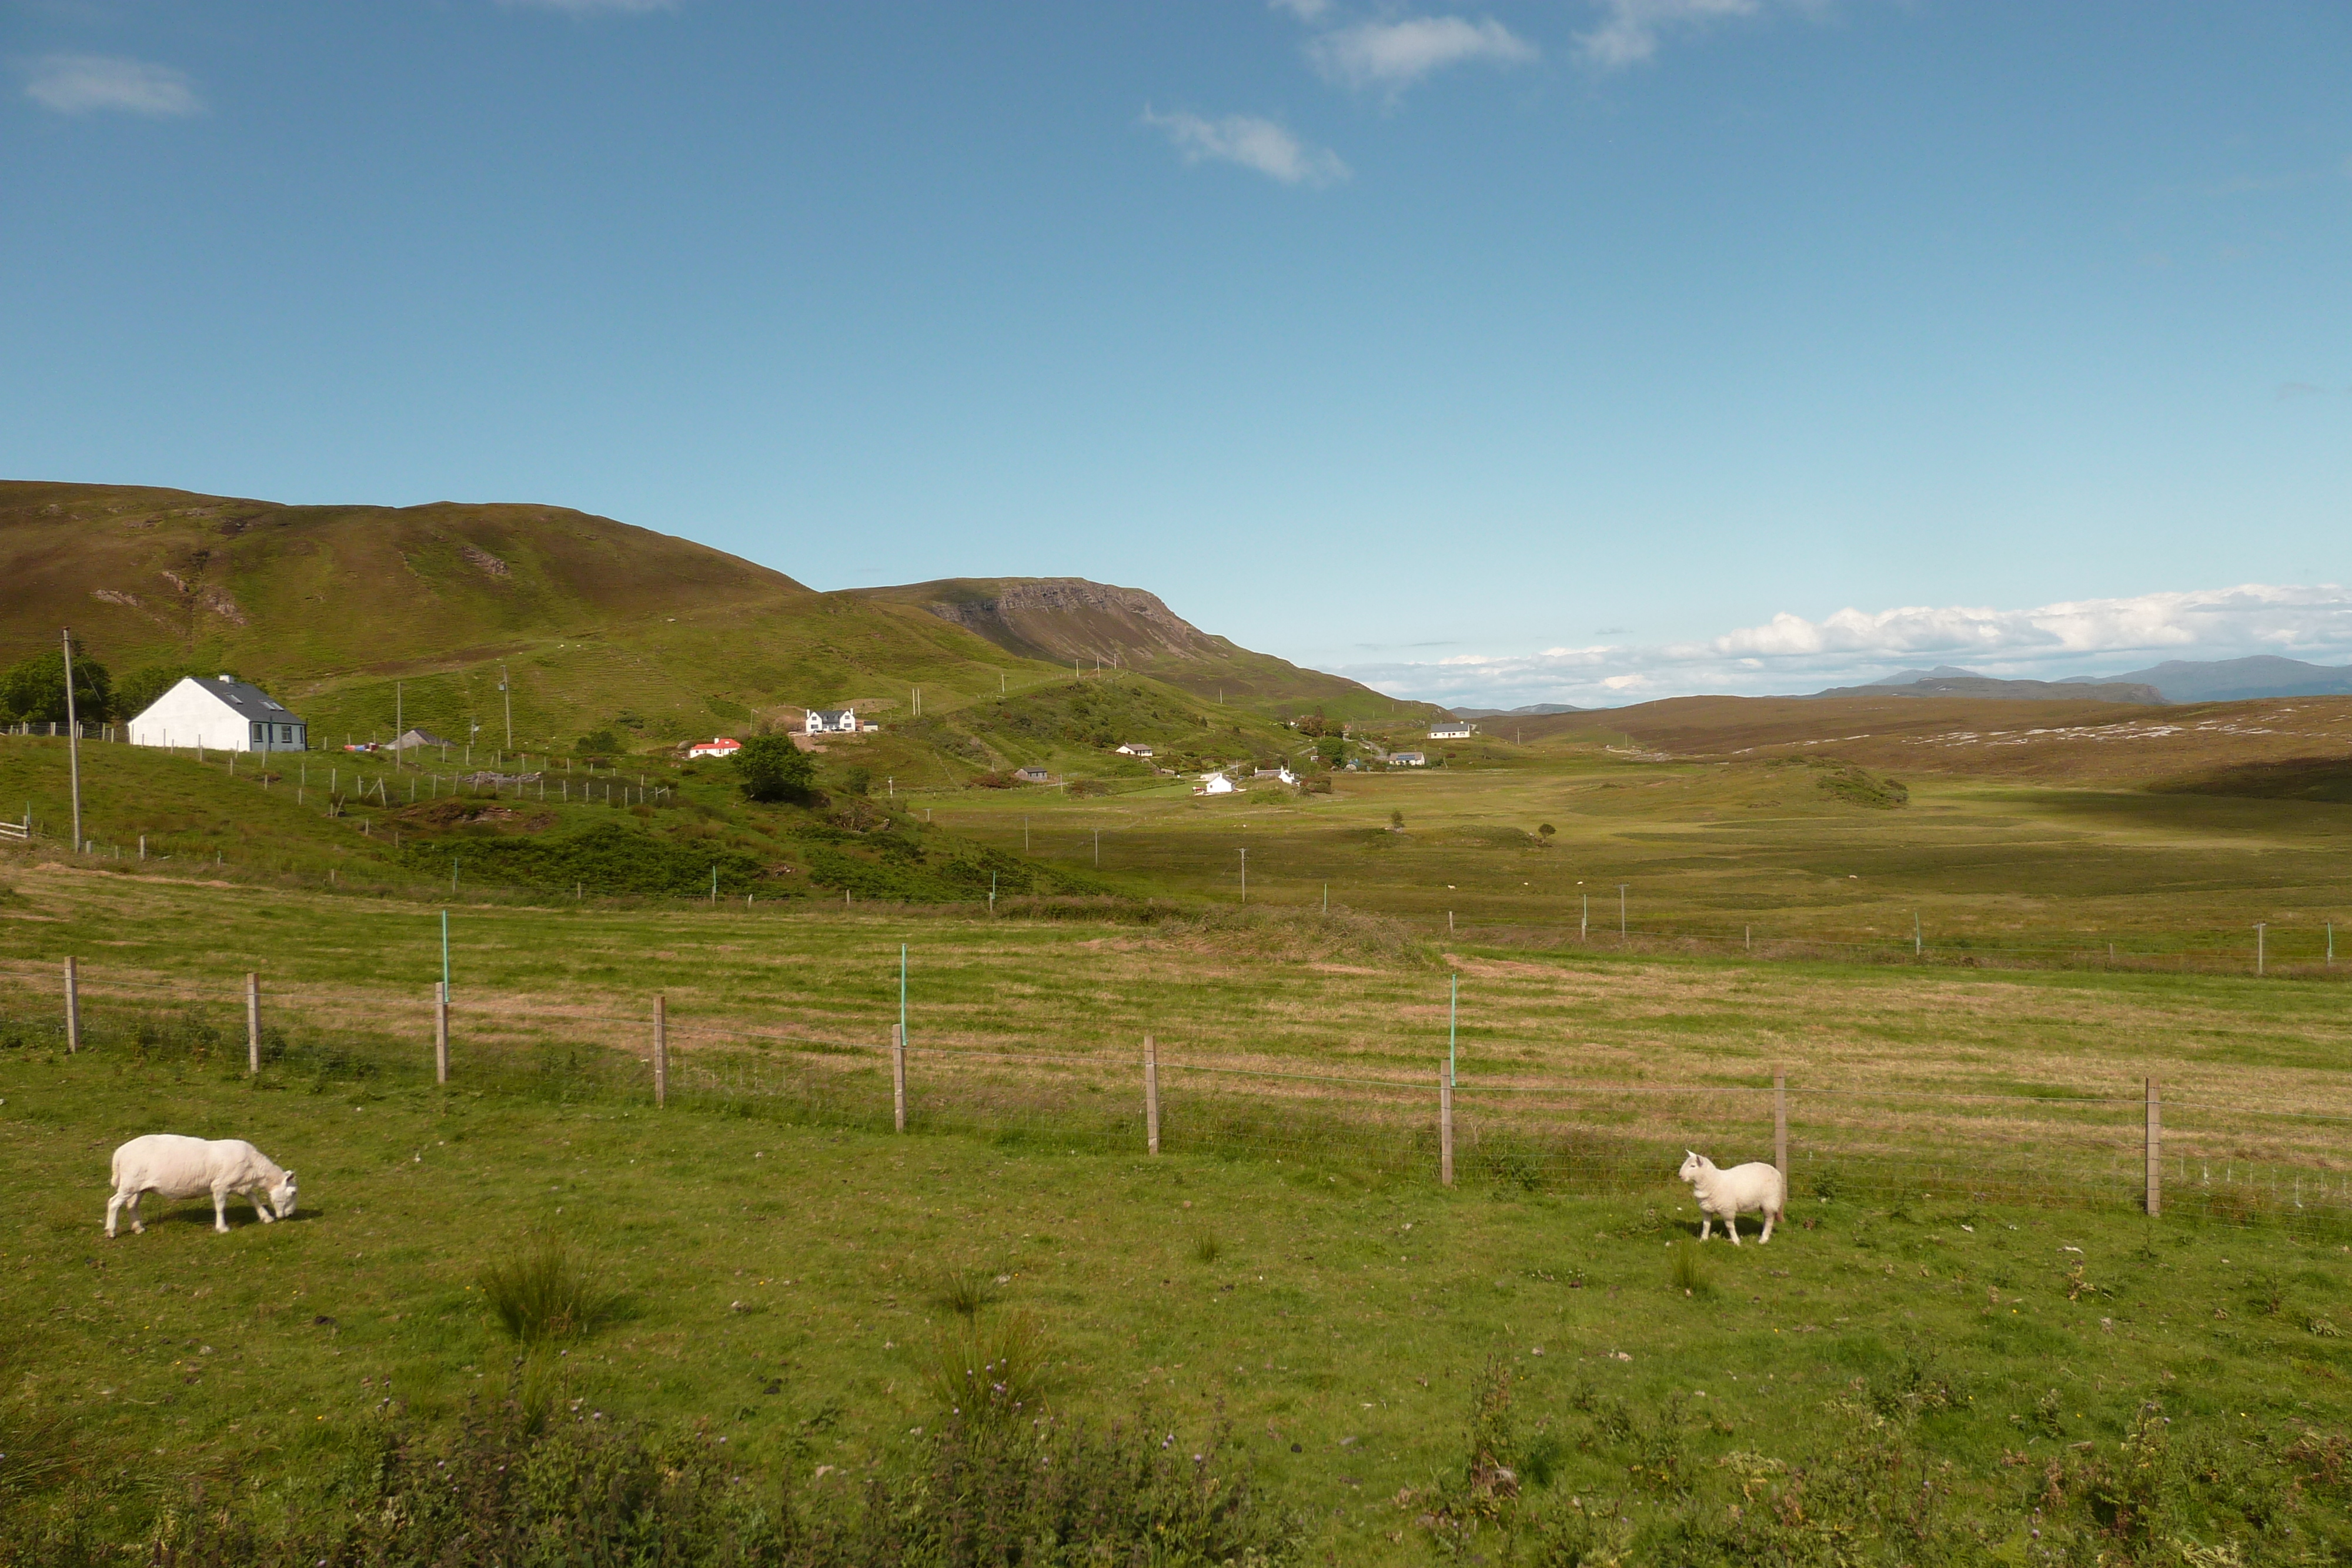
[105,1188,141,1238]
[1697,1216,1713,1242]
[1725,1212,1743,1247]
[211,1188,233,1233]
[246,1186,277,1223]
[1759,1209,1776,1245]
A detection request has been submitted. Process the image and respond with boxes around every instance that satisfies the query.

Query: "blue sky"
[6,1,2348,707]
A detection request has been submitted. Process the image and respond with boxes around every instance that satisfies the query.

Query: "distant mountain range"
[1812,674,2163,704]
[2057,656,2352,703]
[1819,656,2352,706]
[1444,703,1589,720]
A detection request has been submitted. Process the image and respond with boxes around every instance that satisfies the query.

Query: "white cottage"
[1195,772,1237,795]
[127,676,308,753]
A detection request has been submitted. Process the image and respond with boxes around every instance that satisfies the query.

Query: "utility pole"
[396,681,403,753]
[61,628,82,854]
[500,664,513,749]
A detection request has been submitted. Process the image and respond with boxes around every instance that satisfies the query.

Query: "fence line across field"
[9,955,2351,1235]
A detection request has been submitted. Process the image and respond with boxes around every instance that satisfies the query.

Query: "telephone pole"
[61,628,83,853]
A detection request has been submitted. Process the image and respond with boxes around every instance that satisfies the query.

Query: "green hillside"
[0,481,1110,750]
[0,483,1421,763]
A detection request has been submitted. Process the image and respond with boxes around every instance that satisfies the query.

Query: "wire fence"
[4,956,2348,1239]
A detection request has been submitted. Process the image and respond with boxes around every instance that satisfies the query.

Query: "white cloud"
[25,54,200,116]
[1269,0,1334,18]
[1576,0,1761,70]
[1334,584,2352,707]
[1308,16,1538,92]
[1142,108,1349,186]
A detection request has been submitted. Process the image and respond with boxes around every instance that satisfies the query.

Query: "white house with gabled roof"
[126,676,308,753]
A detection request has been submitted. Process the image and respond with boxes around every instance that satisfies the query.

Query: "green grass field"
[7,720,2352,1561]
[4,1037,2349,1563]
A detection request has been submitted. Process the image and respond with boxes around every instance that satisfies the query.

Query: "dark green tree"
[115,661,219,721]
[735,734,816,804]
[0,648,113,724]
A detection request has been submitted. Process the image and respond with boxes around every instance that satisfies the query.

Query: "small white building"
[1251,765,1298,784]
[1428,721,1475,740]
[688,737,743,759]
[1014,765,1053,783]
[1195,772,1237,795]
[127,676,308,754]
[804,708,861,735]
[1115,743,1155,758]
[1389,751,1426,767]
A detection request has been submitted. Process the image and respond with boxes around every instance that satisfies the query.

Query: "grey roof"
[189,676,304,724]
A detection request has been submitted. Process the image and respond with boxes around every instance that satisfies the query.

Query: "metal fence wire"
[4,959,2348,1239]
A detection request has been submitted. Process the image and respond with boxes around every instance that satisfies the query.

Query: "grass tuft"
[931,1266,1003,1318]
[919,1310,1054,1427]
[477,1233,612,1346]
[1191,1231,1224,1265]
[1669,1241,1713,1297]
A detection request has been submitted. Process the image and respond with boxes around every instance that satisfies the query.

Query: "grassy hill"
[0,482,1168,752]
[847,576,1433,723]
[1,483,1426,768]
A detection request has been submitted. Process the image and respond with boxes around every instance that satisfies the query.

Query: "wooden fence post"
[653,994,669,1108]
[1145,1034,1160,1155]
[64,957,79,1054]
[246,972,261,1075]
[1773,1069,1788,1182]
[1439,1070,1454,1188]
[892,1023,907,1134]
[2145,1079,2161,1218]
[434,982,449,1084]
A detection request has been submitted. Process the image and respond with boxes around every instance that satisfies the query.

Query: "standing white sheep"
[106,1135,299,1238]
[1677,1150,1784,1245]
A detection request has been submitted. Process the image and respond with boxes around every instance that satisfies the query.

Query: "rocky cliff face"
[913,579,1226,666]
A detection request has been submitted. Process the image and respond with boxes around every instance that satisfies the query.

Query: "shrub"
[736,734,817,804]
[477,1233,613,1346]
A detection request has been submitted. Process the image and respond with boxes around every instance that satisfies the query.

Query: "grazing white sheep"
[1677,1150,1784,1246]
[106,1135,298,1238]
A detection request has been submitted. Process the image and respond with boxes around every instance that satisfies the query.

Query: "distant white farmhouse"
[1114,743,1154,758]
[1195,772,1237,795]
[688,737,742,759]
[804,708,861,735]
[127,676,307,754]
[1389,751,1427,767]
[1428,721,1475,740]
[1252,765,1298,784]
[1014,765,1053,783]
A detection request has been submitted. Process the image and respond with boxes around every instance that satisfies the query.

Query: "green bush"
[736,734,816,804]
